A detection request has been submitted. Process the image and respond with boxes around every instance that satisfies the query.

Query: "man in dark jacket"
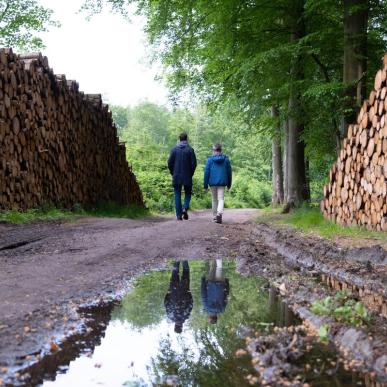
[168,132,197,220]
[164,260,193,333]
[204,143,232,224]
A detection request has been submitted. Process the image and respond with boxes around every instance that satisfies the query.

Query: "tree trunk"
[283,118,289,200]
[271,106,284,205]
[286,99,309,206]
[285,6,310,208]
[342,0,368,137]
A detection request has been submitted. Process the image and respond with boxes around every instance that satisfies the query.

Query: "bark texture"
[271,106,284,205]
[342,0,369,137]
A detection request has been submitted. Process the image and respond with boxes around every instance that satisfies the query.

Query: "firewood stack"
[321,55,387,231]
[0,49,143,210]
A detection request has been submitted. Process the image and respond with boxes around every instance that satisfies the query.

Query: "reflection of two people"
[164,259,230,333]
[164,261,193,334]
[201,259,229,324]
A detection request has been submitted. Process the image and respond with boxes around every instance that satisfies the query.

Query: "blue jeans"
[173,184,192,219]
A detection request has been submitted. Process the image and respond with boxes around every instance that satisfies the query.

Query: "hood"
[178,140,188,148]
[212,154,226,163]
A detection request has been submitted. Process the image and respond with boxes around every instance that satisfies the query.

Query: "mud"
[239,222,387,384]
[0,209,386,385]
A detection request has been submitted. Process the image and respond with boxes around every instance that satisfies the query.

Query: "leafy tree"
[83,0,387,209]
[110,105,130,137]
[0,0,59,51]
[114,102,272,212]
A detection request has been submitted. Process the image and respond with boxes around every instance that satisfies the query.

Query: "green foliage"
[317,324,330,344]
[0,207,76,224]
[0,202,148,224]
[311,291,371,327]
[111,102,273,212]
[85,0,387,207]
[0,0,59,51]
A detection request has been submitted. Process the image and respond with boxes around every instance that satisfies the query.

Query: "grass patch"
[84,202,149,218]
[0,202,149,224]
[0,207,76,224]
[279,205,385,240]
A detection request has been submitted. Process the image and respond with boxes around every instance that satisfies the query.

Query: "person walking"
[203,143,232,224]
[168,133,197,221]
[201,259,230,324]
[164,261,193,333]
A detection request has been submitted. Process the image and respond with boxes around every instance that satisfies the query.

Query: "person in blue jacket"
[201,259,230,324]
[168,133,197,220]
[203,143,232,224]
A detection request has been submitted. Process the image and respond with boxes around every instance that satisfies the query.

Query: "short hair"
[179,132,188,141]
[213,143,222,152]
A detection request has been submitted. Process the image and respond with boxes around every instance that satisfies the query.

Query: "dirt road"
[0,209,258,376]
[1,208,386,385]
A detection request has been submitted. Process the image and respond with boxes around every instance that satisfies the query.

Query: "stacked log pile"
[0,49,143,210]
[321,55,387,231]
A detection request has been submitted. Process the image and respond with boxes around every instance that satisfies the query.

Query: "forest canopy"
[111,102,273,212]
[86,0,387,209]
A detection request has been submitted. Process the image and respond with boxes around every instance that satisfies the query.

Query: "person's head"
[179,132,188,142]
[212,143,222,154]
[174,323,183,333]
[209,314,218,324]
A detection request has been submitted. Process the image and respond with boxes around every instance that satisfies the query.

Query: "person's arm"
[204,158,210,189]
[191,148,197,176]
[227,157,232,189]
[201,277,208,305]
[167,148,175,175]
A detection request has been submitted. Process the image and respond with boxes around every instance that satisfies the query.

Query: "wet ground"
[32,260,363,386]
[0,209,386,386]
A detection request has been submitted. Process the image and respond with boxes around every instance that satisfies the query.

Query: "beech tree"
[83,0,387,207]
[0,0,58,51]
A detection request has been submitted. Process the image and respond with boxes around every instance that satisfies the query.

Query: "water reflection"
[201,259,229,324]
[164,261,193,333]
[40,260,364,387]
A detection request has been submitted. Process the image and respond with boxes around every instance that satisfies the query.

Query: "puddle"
[30,259,364,386]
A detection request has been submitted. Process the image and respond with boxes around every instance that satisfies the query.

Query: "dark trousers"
[173,184,192,219]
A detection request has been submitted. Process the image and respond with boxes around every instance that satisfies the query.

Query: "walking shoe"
[182,208,189,220]
[216,214,222,224]
[212,216,217,222]
[177,216,183,221]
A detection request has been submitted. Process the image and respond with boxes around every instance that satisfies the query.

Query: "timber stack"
[0,49,143,210]
[321,55,387,231]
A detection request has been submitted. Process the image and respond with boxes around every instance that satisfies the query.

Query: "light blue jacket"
[204,154,232,189]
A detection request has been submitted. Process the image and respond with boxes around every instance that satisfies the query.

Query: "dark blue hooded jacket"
[201,277,229,314]
[204,154,232,189]
[168,142,197,186]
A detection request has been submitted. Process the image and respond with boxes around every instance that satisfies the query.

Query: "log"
[322,55,387,231]
[0,50,144,211]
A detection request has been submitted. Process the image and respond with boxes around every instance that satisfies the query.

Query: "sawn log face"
[0,49,143,210]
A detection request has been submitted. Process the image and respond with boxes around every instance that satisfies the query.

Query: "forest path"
[0,208,258,369]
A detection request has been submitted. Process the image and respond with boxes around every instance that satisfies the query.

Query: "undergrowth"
[263,204,385,241]
[311,290,371,327]
[0,202,149,224]
[311,290,371,343]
